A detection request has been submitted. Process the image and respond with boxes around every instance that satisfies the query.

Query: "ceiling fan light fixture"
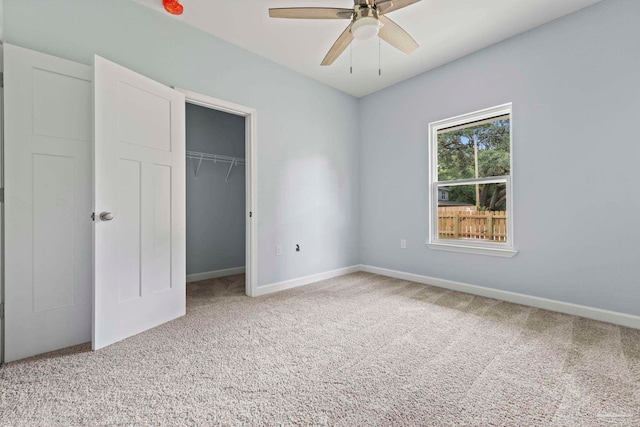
[351,17,380,41]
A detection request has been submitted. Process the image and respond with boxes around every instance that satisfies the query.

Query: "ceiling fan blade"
[378,15,418,54]
[376,0,421,15]
[321,23,355,66]
[269,8,354,19]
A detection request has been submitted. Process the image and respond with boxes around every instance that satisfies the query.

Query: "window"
[428,104,516,257]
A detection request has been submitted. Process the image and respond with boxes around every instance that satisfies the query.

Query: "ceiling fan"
[269,0,421,66]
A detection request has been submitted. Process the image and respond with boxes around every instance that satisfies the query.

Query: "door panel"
[32,68,92,141]
[151,164,173,294]
[33,154,76,312]
[117,159,143,303]
[4,44,92,362]
[93,56,186,350]
[117,82,172,151]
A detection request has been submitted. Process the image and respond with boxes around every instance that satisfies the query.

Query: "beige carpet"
[1,272,639,426]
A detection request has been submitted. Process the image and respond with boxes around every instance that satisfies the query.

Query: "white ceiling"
[133,0,601,97]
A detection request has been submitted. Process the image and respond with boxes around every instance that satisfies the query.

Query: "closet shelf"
[186,150,245,181]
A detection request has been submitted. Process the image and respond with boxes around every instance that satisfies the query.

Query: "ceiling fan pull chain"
[378,37,382,76]
[350,44,353,75]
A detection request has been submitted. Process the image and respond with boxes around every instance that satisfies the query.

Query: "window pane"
[437,116,510,181]
[437,183,508,242]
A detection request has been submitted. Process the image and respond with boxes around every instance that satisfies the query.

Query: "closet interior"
[186,103,246,285]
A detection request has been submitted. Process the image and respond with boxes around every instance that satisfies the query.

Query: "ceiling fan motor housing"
[352,5,381,40]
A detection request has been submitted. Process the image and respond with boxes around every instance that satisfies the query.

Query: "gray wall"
[0,0,4,42]
[359,0,640,316]
[186,104,245,276]
[5,0,639,317]
[3,0,361,288]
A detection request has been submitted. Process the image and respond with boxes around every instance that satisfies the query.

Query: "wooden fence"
[438,209,507,242]
[438,205,478,213]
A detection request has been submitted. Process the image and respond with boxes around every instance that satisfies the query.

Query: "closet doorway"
[178,89,257,296]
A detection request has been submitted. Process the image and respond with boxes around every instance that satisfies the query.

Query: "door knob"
[100,212,114,221]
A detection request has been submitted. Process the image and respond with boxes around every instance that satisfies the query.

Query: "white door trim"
[175,88,258,297]
[0,44,5,364]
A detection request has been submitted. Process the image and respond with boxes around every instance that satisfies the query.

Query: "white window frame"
[427,103,517,257]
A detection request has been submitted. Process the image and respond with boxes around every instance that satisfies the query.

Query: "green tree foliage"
[437,119,510,210]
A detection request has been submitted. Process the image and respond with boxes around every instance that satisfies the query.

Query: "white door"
[93,56,186,350]
[4,44,93,362]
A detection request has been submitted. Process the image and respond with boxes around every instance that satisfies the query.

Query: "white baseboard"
[187,266,245,283]
[249,263,639,329]
[254,265,360,297]
[359,265,640,330]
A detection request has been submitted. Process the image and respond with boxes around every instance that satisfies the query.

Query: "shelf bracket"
[225,158,236,182]
[194,153,204,177]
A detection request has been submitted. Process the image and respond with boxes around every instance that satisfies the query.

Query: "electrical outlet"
[401,239,407,249]
[276,244,283,256]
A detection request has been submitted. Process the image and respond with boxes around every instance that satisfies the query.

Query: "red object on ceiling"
[163,0,184,15]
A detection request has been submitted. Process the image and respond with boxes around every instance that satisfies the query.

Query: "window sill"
[427,242,518,258]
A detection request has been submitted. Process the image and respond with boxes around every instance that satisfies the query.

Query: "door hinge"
[0,188,4,203]
[0,72,4,88]
[0,303,4,319]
